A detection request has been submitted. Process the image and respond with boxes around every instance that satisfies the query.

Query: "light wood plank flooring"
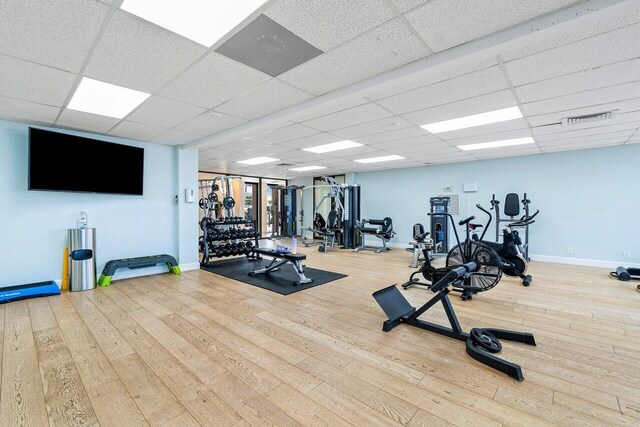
[1,241,640,426]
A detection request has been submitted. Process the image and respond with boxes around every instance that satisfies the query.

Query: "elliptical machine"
[403,213,503,300]
[464,204,537,286]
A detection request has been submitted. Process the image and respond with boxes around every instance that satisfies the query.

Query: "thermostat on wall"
[464,182,478,192]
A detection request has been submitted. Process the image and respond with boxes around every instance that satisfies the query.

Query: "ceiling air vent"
[216,14,323,77]
[275,163,293,167]
[561,110,618,126]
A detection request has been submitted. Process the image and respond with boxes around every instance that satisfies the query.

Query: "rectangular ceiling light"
[237,156,279,165]
[458,137,535,151]
[354,155,405,164]
[67,77,150,119]
[303,140,363,154]
[289,165,327,172]
[121,0,267,47]
[421,106,523,134]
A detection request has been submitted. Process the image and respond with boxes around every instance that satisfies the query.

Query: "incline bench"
[249,248,314,286]
[98,254,181,286]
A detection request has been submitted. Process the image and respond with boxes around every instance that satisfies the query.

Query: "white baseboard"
[528,254,640,269]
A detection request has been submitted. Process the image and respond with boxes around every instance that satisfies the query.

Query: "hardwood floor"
[2,241,640,426]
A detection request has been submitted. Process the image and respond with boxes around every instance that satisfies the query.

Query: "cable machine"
[490,193,538,260]
[301,177,360,250]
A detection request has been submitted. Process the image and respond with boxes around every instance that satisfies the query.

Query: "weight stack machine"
[342,184,361,249]
[430,197,449,255]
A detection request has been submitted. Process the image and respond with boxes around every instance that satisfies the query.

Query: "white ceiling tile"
[175,113,247,136]
[0,55,76,106]
[515,58,640,104]
[521,81,640,117]
[150,129,203,145]
[501,9,640,61]
[352,125,430,145]
[406,0,580,52]
[401,89,517,125]
[472,146,541,159]
[527,97,640,128]
[56,110,119,134]
[127,96,205,129]
[216,80,313,120]
[260,124,320,143]
[540,139,625,153]
[279,19,429,95]
[280,133,344,149]
[0,96,60,125]
[390,0,428,13]
[159,53,271,108]
[86,11,207,93]
[536,133,632,147]
[504,23,640,86]
[328,146,386,160]
[371,134,443,151]
[217,139,275,153]
[376,66,509,114]
[265,0,395,51]
[290,97,369,122]
[446,128,532,146]
[107,121,166,141]
[329,116,414,139]
[367,57,498,101]
[434,118,529,141]
[302,103,393,131]
[0,0,109,72]
[199,147,239,160]
[386,139,452,154]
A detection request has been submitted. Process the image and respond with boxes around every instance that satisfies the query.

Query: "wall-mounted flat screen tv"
[29,127,144,195]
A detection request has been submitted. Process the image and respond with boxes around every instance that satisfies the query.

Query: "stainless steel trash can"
[68,228,96,292]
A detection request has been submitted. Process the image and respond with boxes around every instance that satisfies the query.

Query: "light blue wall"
[354,144,640,266]
[0,119,198,288]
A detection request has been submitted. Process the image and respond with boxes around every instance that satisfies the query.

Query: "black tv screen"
[29,128,144,195]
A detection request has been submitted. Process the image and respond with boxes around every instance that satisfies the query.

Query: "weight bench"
[249,248,314,286]
[355,217,395,253]
[98,254,181,286]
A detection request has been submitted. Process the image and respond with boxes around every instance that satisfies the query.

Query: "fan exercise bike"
[403,212,503,300]
[464,204,538,286]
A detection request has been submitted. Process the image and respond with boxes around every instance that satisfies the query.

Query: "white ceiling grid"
[0,0,638,178]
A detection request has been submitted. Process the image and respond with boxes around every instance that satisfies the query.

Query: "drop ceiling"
[1,0,639,179]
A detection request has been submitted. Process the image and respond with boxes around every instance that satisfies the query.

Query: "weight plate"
[198,198,209,210]
[470,328,502,353]
[223,196,236,209]
[212,184,219,192]
[208,192,218,203]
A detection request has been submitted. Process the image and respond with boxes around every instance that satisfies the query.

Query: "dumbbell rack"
[200,218,261,266]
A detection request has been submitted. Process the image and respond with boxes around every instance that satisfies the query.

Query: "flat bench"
[98,254,181,287]
[249,248,314,286]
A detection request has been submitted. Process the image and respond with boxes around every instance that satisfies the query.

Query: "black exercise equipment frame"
[373,263,536,381]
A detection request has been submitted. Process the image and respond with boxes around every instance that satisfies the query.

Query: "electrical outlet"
[624,250,631,259]
[567,246,574,254]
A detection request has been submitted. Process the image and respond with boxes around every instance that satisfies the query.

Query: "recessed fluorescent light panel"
[289,165,327,172]
[421,106,523,134]
[67,77,150,119]
[121,0,267,47]
[354,155,405,164]
[303,140,363,154]
[237,156,279,165]
[458,137,535,151]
